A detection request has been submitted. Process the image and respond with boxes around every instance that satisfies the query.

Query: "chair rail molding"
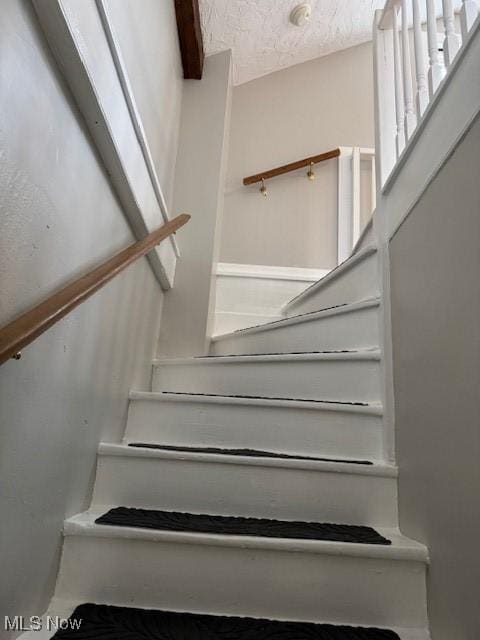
[32,0,179,290]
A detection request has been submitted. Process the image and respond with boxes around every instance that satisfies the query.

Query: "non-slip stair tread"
[53,603,400,639]
[127,442,373,465]
[156,391,370,406]
[95,507,391,545]
[195,349,361,358]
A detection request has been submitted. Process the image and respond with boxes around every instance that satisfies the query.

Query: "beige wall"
[0,0,182,631]
[220,42,375,269]
[389,116,480,639]
[158,51,232,358]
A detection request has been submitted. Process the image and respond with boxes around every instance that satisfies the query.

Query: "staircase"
[36,235,430,640]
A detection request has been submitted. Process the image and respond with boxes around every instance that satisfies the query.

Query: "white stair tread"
[64,509,428,563]
[283,244,378,313]
[100,442,397,477]
[211,298,381,342]
[154,348,381,366]
[129,391,383,414]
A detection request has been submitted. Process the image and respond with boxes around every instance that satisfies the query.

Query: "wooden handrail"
[243,148,341,185]
[0,214,190,366]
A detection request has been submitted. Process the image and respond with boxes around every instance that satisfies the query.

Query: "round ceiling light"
[290,3,312,27]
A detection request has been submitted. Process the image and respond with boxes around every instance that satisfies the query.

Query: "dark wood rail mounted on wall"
[243,148,341,185]
[0,214,190,366]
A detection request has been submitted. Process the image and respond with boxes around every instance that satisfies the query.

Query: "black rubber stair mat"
[53,603,400,639]
[95,507,391,545]
[159,391,369,406]
[196,349,358,357]
[127,442,373,465]
[231,302,349,332]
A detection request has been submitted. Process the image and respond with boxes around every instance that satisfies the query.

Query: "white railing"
[374,0,479,186]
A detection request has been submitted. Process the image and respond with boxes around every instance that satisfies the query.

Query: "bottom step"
[52,602,401,639]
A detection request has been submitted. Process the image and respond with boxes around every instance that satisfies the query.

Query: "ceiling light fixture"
[290,3,312,27]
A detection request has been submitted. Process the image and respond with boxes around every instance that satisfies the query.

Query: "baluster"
[412,0,429,117]
[442,0,461,66]
[426,0,446,96]
[460,0,479,40]
[393,6,406,157]
[401,0,417,139]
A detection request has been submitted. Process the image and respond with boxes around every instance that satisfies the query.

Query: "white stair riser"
[211,304,380,356]
[152,358,381,403]
[285,252,379,316]
[126,398,384,459]
[92,453,398,526]
[56,535,428,628]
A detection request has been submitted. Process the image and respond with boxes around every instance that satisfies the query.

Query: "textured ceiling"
[199,0,386,85]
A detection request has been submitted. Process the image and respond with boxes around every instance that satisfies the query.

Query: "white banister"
[460,0,479,39]
[442,0,462,65]
[412,0,429,116]
[401,0,417,139]
[374,0,479,188]
[426,0,446,97]
[392,6,406,156]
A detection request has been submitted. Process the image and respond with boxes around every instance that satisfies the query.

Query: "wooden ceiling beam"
[174,0,204,80]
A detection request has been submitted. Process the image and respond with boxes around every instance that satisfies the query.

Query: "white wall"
[389,115,480,639]
[103,0,182,210]
[213,264,328,335]
[220,42,375,270]
[0,0,183,631]
[158,51,232,358]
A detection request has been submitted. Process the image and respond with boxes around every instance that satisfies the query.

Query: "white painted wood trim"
[129,391,384,415]
[32,0,178,289]
[337,147,376,263]
[352,146,362,245]
[95,0,179,258]
[337,147,354,263]
[99,443,398,477]
[216,263,329,282]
